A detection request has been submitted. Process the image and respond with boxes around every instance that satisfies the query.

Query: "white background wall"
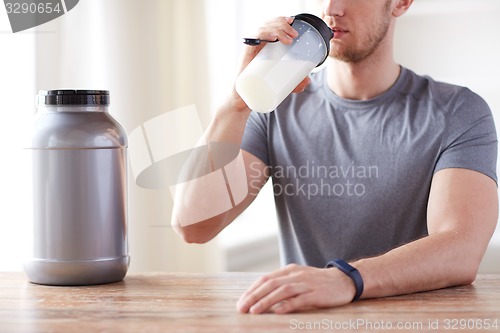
[0,8,35,270]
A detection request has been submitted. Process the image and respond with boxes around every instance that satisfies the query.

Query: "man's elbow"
[459,268,478,286]
[453,251,483,286]
[173,224,212,244]
[171,216,217,244]
[180,231,212,244]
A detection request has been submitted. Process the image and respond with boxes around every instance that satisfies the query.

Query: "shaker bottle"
[236,13,333,113]
[24,90,130,285]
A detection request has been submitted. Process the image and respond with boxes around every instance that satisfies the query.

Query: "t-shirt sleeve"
[241,111,270,166]
[434,88,498,183]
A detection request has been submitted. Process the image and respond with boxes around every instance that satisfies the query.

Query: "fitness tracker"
[325,259,364,302]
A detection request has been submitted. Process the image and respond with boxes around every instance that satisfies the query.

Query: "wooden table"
[1,272,499,333]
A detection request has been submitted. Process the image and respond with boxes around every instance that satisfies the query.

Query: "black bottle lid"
[38,90,110,106]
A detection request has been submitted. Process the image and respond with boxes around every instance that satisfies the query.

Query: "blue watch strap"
[325,259,364,302]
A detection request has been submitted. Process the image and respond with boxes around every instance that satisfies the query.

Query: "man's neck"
[325,44,401,101]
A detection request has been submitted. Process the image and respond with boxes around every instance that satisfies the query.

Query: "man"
[172,0,498,314]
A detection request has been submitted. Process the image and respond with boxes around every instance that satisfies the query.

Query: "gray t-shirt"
[241,66,497,267]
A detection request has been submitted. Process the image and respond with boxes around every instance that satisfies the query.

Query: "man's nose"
[323,0,346,17]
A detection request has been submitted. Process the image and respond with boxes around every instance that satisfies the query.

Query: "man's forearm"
[355,168,498,300]
[205,95,252,145]
[171,98,259,243]
[354,230,486,299]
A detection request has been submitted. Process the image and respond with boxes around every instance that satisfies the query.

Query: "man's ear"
[392,0,414,17]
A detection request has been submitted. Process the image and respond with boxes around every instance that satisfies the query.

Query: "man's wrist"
[227,89,251,113]
[325,259,364,302]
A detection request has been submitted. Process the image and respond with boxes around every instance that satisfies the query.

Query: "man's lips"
[331,27,348,38]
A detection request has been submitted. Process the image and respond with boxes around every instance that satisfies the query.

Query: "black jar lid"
[38,90,110,106]
[294,13,333,66]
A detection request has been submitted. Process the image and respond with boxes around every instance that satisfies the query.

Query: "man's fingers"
[256,16,298,45]
[272,292,315,314]
[238,264,300,302]
[240,265,294,300]
[237,273,288,313]
[237,264,305,313]
[248,282,311,314]
[236,17,297,75]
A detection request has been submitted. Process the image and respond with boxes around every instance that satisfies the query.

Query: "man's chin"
[329,52,358,64]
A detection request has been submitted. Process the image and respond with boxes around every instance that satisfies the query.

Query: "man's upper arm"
[427,168,498,258]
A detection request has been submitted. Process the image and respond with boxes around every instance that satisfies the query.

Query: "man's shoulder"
[401,67,486,111]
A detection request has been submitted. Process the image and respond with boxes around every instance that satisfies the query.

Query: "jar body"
[25,96,129,286]
[236,15,330,113]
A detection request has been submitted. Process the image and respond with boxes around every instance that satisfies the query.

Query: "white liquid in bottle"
[236,59,316,113]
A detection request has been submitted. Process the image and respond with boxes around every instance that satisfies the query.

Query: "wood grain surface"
[1,272,499,332]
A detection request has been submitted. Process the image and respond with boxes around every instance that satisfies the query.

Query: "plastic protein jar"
[236,13,333,113]
[24,90,130,285]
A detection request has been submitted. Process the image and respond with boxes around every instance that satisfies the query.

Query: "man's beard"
[331,0,393,63]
